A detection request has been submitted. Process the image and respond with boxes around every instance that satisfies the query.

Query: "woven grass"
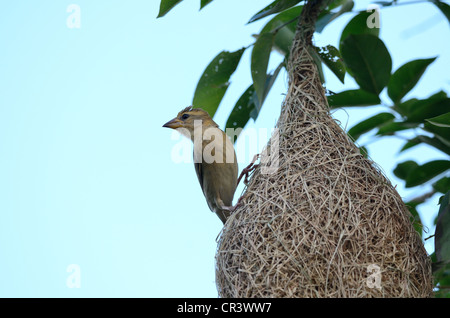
[215,4,433,297]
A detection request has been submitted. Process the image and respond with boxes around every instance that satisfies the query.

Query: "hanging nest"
[215,1,433,298]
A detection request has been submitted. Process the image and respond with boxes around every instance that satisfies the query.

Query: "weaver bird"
[163,106,239,224]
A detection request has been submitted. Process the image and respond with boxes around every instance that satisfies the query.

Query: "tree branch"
[408,189,436,204]
[296,0,333,44]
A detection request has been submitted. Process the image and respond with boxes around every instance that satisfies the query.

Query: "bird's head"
[163,106,218,138]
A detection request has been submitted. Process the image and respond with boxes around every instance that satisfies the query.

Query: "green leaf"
[339,10,380,77]
[327,0,351,10]
[400,135,450,156]
[405,201,424,237]
[339,11,380,49]
[359,145,369,158]
[315,10,333,33]
[260,6,302,57]
[406,93,450,123]
[271,28,295,57]
[427,112,450,128]
[341,34,392,95]
[434,264,450,297]
[200,0,213,9]
[248,0,302,23]
[435,191,450,262]
[226,63,284,139]
[327,89,381,108]
[399,137,421,152]
[315,0,354,33]
[348,112,395,140]
[405,160,450,188]
[394,160,419,180]
[394,160,419,181]
[432,0,450,26]
[192,48,245,117]
[393,98,418,117]
[424,121,450,145]
[251,33,275,109]
[314,45,346,83]
[157,0,183,18]
[376,121,418,136]
[373,1,394,6]
[434,177,450,194]
[387,57,437,104]
[395,92,447,118]
[309,46,325,84]
[258,62,284,109]
[225,85,256,137]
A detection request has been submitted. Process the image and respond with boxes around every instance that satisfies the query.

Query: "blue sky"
[0,1,448,297]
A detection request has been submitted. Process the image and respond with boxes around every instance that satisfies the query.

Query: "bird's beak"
[163,118,183,129]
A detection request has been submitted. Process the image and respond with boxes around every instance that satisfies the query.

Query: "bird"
[163,106,239,224]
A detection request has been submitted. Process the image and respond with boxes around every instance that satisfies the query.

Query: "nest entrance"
[215,19,433,297]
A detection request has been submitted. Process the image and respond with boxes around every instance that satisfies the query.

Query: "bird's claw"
[222,196,244,213]
[237,154,260,187]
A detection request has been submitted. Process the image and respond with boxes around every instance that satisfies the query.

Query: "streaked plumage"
[163,106,238,224]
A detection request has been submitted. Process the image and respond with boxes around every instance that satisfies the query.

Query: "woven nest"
[215,14,433,297]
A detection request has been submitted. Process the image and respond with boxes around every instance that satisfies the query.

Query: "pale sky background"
[0,0,449,297]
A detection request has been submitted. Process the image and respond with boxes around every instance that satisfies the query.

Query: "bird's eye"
[181,114,190,120]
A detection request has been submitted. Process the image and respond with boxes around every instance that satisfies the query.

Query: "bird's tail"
[217,209,230,224]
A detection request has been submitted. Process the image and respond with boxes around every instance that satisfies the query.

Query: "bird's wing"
[194,162,204,191]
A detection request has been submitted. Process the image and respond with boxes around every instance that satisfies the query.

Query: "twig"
[408,190,436,204]
[270,16,300,34]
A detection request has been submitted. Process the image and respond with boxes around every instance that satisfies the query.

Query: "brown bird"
[163,106,239,224]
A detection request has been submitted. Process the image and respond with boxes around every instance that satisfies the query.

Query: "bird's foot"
[222,195,245,214]
[237,154,260,186]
